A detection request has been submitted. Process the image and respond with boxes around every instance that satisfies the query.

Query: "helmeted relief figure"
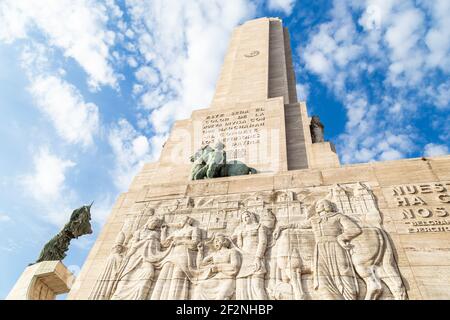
[150,216,201,300]
[111,217,165,300]
[274,199,361,300]
[232,210,269,299]
[88,233,125,300]
[193,234,241,300]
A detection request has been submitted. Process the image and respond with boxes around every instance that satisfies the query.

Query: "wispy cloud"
[0,0,121,90]
[24,148,75,201]
[22,147,76,226]
[267,0,296,15]
[124,0,256,147]
[108,118,154,191]
[424,143,449,157]
[28,75,100,148]
[0,213,12,223]
[299,0,450,163]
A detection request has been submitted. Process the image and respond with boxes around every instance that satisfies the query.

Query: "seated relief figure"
[232,210,270,300]
[111,217,166,300]
[150,216,201,300]
[192,233,241,300]
[274,199,361,300]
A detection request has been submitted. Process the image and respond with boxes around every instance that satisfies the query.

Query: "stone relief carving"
[88,233,125,300]
[193,233,241,300]
[111,217,165,300]
[150,216,201,300]
[89,183,407,300]
[232,210,272,299]
[274,199,362,300]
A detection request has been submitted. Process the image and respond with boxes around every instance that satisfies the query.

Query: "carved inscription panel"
[384,181,450,234]
[201,106,266,160]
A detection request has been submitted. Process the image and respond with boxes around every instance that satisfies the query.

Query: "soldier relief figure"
[275,199,361,300]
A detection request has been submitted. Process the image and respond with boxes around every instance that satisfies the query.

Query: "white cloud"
[125,0,255,135]
[379,149,403,161]
[22,148,78,226]
[267,0,296,15]
[296,83,309,101]
[24,148,75,201]
[300,0,450,163]
[108,119,155,190]
[0,0,120,89]
[90,195,116,226]
[432,83,450,109]
[28,75,100,147]
[424,143,449,157]
[424,0,450,72]
[304,51,333,75]
[0,213,12,223]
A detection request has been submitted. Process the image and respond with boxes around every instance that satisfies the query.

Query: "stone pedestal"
[6,261,74,300]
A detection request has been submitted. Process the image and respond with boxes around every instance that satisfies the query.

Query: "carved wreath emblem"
[244,50,260,58]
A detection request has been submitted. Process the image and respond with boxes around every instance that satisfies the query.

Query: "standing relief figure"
[88,233,126,300]
[232,210,269,299]
[274,199,361,300]
[192,234,241,300]
[150,216,201,300]
[111,217,166,300]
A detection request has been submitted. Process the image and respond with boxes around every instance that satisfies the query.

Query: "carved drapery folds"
[89,183,407,300]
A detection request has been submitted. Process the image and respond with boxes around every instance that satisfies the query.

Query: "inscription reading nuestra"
[201,107,266,159]
[390,182,450,233]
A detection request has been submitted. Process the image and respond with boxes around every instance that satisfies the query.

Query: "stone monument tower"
[65,18,450,300]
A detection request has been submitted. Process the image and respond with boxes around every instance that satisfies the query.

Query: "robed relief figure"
[111,217,166,300]
[88,234,125,300]
[150,216,201,300]
[274,199,361,300]
[232,210,269,299]
[192,234,241,300]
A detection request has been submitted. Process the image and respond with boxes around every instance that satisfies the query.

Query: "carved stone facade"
[84,182,415,300]
[66,18,450,300]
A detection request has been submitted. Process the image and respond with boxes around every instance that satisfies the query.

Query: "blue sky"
[0,0,449,299]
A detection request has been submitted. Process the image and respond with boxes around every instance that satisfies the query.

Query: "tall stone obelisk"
[66,17,341,300]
